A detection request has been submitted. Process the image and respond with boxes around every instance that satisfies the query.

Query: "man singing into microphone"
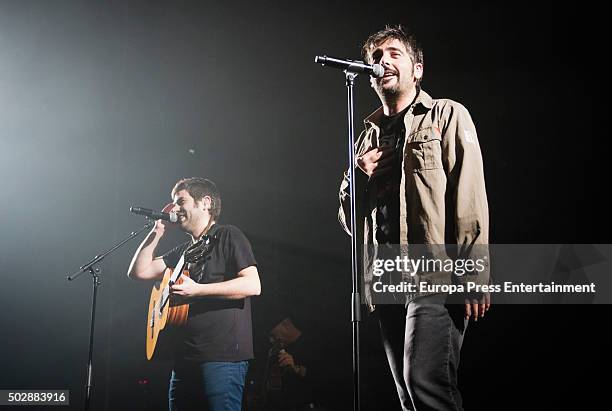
[338,26,489,410]
[128,177,260,411]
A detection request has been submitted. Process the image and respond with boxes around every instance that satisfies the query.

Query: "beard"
[374,77,410,104]
[373,66,414,102]
[375,80,401,99]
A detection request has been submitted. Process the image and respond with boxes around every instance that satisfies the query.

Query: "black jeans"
[377,294,468,411]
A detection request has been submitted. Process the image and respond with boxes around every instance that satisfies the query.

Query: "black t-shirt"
[376,107,408,244]
[162,224,257,362]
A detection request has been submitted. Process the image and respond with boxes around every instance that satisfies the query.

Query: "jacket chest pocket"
[404,127,443,171]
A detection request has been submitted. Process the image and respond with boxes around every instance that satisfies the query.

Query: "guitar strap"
[184,234,218,283]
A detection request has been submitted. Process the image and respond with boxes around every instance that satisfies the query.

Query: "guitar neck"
[169,253,187,284]
[160,253,187,309]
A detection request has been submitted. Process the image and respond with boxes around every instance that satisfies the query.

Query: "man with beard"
[128,177,261,411]
[338,26,490,410]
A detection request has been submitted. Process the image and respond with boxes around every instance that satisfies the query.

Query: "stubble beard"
[377,82,401,101]
[375,67,414,105]
[375,78,407,107]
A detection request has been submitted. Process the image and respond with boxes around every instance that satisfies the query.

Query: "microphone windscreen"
[372,64,384,78]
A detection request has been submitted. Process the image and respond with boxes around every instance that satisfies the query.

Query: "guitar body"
[144,233,216,360]
[146,267,190,360]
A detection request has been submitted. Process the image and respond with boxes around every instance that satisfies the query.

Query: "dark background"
[0,1,606,410]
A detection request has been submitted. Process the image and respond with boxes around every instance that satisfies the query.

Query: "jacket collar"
[364,89,433,131]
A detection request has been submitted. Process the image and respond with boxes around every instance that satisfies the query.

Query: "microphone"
[130,206,178,223]
[314,55,384,78]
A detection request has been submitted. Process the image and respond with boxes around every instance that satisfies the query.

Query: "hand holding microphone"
[130,205,178,222]
[131,204,178,235]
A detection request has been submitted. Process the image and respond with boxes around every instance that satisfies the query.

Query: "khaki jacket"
[338,90,489,310]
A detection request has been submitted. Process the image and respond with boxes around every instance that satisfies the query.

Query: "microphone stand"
[66,219,155,411]
[345,71,362,411]
[315,57,382,411]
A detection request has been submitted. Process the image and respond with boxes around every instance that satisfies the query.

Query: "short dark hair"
[171,177,222,220]
[362,25,424,86]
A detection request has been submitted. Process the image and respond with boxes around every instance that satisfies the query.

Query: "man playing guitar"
[128,177,261,411]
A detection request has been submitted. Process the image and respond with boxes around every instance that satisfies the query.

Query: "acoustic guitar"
[146,235,215,360]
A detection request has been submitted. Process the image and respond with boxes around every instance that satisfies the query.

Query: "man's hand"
[170,274,201,299]
[357,146,395,179]
[153,203,178,235]
[464,292,491,322]
[127,202,177,281]
[278,350,295,369]
[278,350,305,377]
